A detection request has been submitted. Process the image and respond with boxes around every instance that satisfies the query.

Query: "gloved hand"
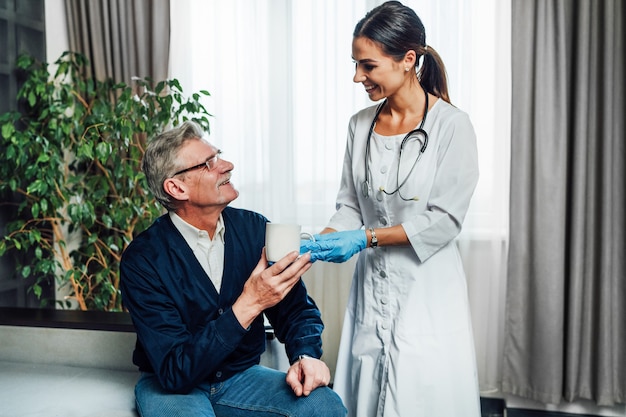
[300,230,367,263]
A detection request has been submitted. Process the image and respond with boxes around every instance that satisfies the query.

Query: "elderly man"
[120,121,346,417]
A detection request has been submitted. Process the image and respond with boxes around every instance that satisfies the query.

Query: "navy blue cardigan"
[120,206,323,393]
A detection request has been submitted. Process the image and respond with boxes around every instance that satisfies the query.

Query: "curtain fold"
[65,0,170,84]
[503,0,625,406]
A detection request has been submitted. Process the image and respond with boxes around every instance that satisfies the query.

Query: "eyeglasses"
[172,150,222,177]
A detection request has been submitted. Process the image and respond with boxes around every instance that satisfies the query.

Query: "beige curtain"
[503,0,625,406]
[65,0,170,84]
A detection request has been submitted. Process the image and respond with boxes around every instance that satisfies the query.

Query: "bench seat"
[0,360,138,417]
[0,311,289,417]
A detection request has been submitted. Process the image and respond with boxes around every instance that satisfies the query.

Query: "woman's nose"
[353,65,365,83]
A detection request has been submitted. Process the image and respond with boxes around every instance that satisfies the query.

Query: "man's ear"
[163,178,189,202]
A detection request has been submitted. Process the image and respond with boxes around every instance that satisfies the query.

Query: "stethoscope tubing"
[363,91,429,200]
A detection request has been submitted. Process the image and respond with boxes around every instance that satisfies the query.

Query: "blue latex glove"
[300,230,367,263]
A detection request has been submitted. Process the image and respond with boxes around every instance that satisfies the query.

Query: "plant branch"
[50,220,87,310]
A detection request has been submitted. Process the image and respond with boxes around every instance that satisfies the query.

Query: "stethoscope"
[362,90,429,201]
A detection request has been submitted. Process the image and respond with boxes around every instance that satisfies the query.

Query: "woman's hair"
[354,0,450,103]
[141,120,206,211]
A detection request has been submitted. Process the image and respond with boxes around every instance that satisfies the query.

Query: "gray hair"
[141,120,206,211]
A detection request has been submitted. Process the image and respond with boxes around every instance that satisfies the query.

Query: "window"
[169,0,510,237]
[0,0,49,308]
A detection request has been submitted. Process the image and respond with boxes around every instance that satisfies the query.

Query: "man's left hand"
[285,356,331,397]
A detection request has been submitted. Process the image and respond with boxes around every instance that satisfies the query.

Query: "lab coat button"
[376,192,383,202]
[385,142,393,150]
[380,271,387,278]
[380,218,388,225]
[381,322,389,330]
[381,297,388,304]
[381,165,388,174]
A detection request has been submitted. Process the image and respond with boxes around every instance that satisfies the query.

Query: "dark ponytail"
[419,46,450,103]
[354,1,451,103]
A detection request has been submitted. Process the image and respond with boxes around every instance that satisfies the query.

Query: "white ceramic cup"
[265,223,315,263]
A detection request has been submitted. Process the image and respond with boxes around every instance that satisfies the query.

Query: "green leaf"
[102,214,113,229]
[21,265,32,278]
[2,122,15,139]
[95,141,111,161]
[32,284,42,298]
[6,144,15,159]
[28,91,36,107]
[31,203,40,218]
[40,198,49,213]
[78,142,94,159]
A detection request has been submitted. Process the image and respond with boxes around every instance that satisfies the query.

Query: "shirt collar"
[169,212,225,245]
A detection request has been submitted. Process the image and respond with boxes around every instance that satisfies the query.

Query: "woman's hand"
[300,230,367,263]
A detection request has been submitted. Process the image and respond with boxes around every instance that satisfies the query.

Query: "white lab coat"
[327,99,481,417]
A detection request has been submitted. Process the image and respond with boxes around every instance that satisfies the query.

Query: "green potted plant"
[0,51,212,311]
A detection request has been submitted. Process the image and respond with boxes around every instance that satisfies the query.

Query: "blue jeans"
[135,365,347,417]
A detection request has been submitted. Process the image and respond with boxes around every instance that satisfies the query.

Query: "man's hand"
[286,356,331,397]
[232,249,312,329]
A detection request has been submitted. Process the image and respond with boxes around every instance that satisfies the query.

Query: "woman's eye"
[354,62,375,72]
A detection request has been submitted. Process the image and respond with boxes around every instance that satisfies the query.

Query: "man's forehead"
[179,137,215,156]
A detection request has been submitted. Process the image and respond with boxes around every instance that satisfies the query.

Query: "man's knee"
[300,387,347,417]
[135,374,214,417]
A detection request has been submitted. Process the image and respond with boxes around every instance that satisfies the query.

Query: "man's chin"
[225,187,240,203]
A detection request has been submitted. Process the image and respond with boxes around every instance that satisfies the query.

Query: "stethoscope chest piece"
[362,181,370,198]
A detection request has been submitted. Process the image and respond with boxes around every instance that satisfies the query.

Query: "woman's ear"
[404,50,417,69]
[163,177,189,202]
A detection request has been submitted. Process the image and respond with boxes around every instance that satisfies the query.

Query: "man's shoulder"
[133,214,174,240]
[122,214,175,258]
